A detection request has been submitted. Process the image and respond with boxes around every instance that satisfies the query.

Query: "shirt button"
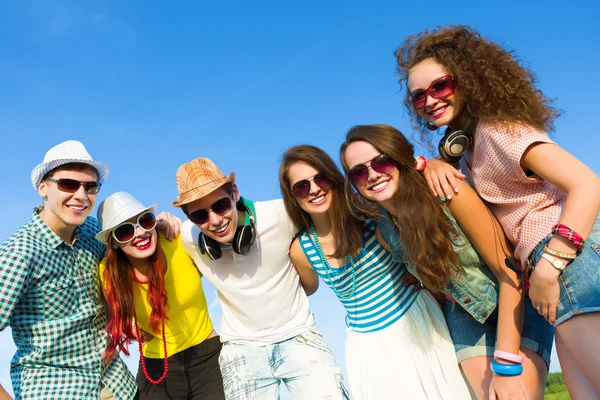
[464,298,472,304]
[481,311,488,318]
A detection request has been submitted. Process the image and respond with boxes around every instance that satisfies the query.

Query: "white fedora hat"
[30,140,110,190]
[96,192,157,244]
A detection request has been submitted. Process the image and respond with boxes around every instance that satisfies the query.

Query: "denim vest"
[377,208,498,323]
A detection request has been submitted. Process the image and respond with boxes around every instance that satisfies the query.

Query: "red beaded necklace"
[132,273,168,385]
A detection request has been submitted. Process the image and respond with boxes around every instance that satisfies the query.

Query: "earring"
[426,122,438,131]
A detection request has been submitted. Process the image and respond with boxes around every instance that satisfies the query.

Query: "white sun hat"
[95,192,157,244]
[30,140,110,190]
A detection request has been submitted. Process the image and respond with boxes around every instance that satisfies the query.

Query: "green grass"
[544,372,570,399]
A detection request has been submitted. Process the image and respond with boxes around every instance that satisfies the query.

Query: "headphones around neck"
[437,120,477,164]
[197,197,257,261]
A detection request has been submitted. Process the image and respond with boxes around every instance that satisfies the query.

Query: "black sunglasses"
[188,197,233,225]
[45,177,101,194]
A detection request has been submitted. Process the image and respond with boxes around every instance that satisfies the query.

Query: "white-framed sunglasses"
[112,212,157,243]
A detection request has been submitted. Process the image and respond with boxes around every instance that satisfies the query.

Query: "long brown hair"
[279,145,366,259]
[102,233,168,361]
[340,124,461,292]
[395,25,562,148]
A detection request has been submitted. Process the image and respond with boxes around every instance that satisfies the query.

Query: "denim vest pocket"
[446,271,498,323]
[445,208,499,323]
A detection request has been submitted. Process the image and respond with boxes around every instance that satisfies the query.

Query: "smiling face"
[186,185,240,245]
[38,166,99,235]
[342,140,399,208]
[287,161,333,218]
[407,58,465,129]
[114,212,159,262]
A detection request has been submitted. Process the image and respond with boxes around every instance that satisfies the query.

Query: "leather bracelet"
[544,245,577,259]
[494,350,524,364]
[490,359,523,376]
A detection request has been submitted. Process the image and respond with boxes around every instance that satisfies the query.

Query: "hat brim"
[95,204,158,244]
[172,172,235,207]
[31,159,110,190]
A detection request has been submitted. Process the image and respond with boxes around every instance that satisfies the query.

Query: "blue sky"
[1,0,599,397]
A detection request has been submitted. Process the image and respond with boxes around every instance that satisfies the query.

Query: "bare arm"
[448,179,529,397]
[523,143,600,323]
[423,158,466,200]
[290,238,319,296]
[523,143,600,245]
[448,179,523,356]
[0,385,13,400]
[155,212,183,241]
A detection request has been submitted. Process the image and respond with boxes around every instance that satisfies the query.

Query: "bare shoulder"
[289,236,310,268]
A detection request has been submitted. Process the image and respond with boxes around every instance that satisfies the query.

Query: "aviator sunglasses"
[348,154,397,186]
[45,177,101,194]
[291,173,334,199]
[112,212,157,243]
[410,75,456,110]
[188,197,233,225]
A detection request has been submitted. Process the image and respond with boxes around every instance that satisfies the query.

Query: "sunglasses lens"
[349,165,369,186]
[292,180,311,198]
[139,212,156,230]
[190,209,209,225]
[411,91,427,109]
[114,224,135,243]
[429,77,455,98]
[84,182,100,194]
[314,174,333,191]
[371,155,396,174]
[56,179,82,193]
[212,198,233,215]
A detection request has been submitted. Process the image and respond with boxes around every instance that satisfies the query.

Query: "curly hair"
[340,124,462,292]
[395,25,562,148]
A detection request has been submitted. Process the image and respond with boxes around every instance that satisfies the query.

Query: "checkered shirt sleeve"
[0,211,137,400]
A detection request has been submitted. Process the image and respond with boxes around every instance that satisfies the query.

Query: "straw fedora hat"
[96,192,157,244]
[172,158,235,207]
[30,140,110,190]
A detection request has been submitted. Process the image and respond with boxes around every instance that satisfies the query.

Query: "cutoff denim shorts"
[530,219,600,327]
[443,295,554,368]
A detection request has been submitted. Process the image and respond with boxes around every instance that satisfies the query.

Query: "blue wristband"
[490,359,523,376]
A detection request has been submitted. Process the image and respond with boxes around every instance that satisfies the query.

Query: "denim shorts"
[530,219,600,327]
[443,295,554,368]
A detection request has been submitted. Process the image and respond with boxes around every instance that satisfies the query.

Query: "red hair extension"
[102,235,168,361]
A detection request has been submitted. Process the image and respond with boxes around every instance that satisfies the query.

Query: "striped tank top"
[299,228,421,333]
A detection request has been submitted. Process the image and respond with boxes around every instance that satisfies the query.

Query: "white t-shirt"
[180,198,315,345]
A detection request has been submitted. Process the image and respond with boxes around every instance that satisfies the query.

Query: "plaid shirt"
[0,209,136,400]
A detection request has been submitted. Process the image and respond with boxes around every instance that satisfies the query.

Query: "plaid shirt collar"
[31,206,83,249]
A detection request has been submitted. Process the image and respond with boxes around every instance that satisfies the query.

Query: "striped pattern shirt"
[0,209,136,400]
[299,228,420,333]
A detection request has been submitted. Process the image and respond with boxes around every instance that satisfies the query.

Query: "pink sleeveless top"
[460,122,566,267]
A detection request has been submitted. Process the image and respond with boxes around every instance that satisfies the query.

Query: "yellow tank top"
[99,233,214,358]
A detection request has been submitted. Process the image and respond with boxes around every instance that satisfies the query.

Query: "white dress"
[345,291,472,400]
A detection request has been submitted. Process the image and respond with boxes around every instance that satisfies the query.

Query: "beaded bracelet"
[493,350,524,364]
[544,245,577,259]
[552,223,585,251]
[490,359,523,376]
